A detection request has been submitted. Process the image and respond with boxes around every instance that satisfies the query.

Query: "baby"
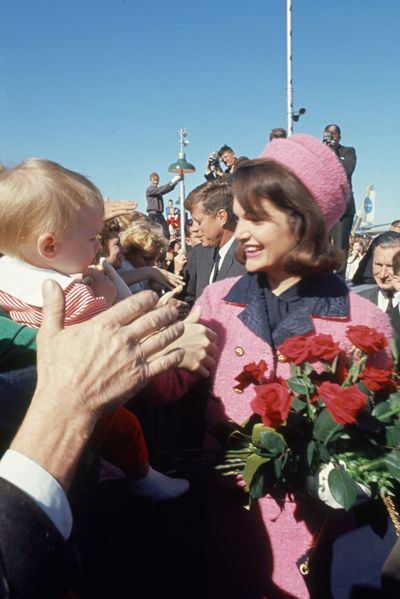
[0,158,188,500]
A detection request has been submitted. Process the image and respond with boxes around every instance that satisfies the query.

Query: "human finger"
[157,285,184,306]
[141,321,184,361]
[39,280,66,342]
[146,348,185,379]
[184,305,201,324]
[125,304,180,343]
[95,290,160,327]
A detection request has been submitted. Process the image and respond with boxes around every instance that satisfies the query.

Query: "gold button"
[234,346,245,356]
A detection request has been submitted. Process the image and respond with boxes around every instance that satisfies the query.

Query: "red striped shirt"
[0,281,110,328]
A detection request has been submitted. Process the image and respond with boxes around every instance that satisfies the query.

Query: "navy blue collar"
[223,272,350,347]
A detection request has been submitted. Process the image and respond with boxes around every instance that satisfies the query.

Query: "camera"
[323,132,336,148]
[208,151,220,169]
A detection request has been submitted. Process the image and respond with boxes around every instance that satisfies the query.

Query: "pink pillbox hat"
[258,134,350,227]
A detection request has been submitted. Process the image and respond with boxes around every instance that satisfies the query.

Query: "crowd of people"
[1,126,400,598]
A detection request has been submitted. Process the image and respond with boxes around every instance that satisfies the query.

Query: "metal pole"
[287,0,293,136]
[179,178,186,252]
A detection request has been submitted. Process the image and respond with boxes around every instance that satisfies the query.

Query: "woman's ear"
[37,233,58,260]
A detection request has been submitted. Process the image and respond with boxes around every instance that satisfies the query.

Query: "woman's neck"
[266,273,301,296]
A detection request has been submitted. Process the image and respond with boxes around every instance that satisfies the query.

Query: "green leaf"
[373,400,393,422]
[251,424,286,454]
[328,467,358,510]
[242,454,270,495]
[313,408,343,444]
[288,376,309,395]
[302,362,313,376]
[384,451,400,481]
[251,423,269,446]
[259,430,287,455]
[386,425,400,448]
[291,396,306,412]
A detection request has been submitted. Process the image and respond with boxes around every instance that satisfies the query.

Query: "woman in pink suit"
[143,135,393,598]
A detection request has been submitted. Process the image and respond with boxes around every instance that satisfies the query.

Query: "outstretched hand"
[35,280,185,413]
[162,305,217,377]
[103,199,138,222]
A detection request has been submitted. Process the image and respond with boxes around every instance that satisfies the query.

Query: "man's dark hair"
[185,180,237,225]
[269,128,287,141]
[391,219,400,228]
[324,124,341,137]
[218,145,234,156]
[149,172,159,179]
[374,230,400,250]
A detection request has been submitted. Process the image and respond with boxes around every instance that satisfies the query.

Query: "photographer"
[322,124,357,278]
[204,145,246,181]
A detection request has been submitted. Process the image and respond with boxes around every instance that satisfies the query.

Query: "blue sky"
[2,0,399,225]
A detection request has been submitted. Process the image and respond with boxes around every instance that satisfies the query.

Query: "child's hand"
[84,265,118,306]
[99,258,132,301]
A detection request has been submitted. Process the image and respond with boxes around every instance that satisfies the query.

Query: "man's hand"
[11,280,185,489]
[35,280,185,413]
[103,199,138,222]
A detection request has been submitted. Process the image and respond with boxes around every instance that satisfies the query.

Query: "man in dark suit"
[183,180,245,305]
[357,231,400,351]
[323,124,356,279]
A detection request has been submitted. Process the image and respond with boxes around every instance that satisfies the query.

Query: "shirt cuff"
[0,449,73,540]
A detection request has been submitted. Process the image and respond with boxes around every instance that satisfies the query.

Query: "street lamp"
[168,128,196,251]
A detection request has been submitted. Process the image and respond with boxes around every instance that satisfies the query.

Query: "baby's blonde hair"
[0,159,104,257]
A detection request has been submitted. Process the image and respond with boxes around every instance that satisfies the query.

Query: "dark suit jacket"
[336,144,357,216]
[0,478,77,598]
[184,241,245,305]
[358,285,379,304]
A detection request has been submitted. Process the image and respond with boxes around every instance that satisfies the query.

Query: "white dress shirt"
[0,449,73,540]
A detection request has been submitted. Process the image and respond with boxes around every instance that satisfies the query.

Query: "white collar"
[0,255,74,307]
[217,235,235,264]
[377,287,400,310]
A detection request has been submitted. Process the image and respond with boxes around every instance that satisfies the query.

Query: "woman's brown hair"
[232,159,342,277]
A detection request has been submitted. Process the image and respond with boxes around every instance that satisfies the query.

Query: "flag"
[357,184,376,225]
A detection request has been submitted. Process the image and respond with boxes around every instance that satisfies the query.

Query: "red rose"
[308,334,341,361]
[277,335,311,365]
[250,378,292,428]
[317,381,368,425]
[359,366,397,393]
[234,360,268,392]
[346,325,388,354]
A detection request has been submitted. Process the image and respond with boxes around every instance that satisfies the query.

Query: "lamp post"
[286,0,306,135]
[168,128,196,251]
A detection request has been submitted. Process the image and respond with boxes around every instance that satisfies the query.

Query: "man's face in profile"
[191,202,224,248]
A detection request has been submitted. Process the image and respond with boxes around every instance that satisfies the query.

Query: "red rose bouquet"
[215,326,400,510]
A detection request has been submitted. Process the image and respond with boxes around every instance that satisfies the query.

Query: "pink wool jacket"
[147,272,393,598]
